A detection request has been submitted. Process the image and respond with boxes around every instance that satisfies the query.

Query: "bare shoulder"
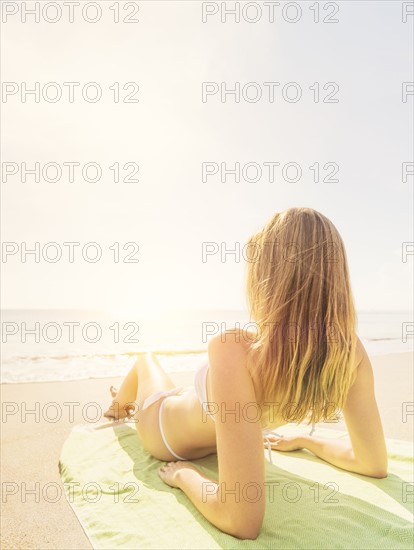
[207,328,250,367]
[207,329,262,418]
[354,335,370,371]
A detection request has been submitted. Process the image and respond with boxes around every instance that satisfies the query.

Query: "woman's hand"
[158,461,199,489]
[263,435,305,452]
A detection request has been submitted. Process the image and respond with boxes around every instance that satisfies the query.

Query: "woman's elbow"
[356,457,388,479]
[230,518,263,540]
[371,458,388,478]
[221,501,264,539]
[364,465,388,479]
[372,469,388,479]
[232,526,261,540]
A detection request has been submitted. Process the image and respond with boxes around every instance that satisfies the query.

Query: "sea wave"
[1,350,209,384]
[1,337,412,384]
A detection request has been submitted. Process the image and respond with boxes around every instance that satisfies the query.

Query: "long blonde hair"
[245,207,358,425]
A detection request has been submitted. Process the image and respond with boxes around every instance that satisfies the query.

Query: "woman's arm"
[160,332,266,539]
[336,338,388,477]
[158,462,228,530]
[297,435,387,478]
[266,338,388,478]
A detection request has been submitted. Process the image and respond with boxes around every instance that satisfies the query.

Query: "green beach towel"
[59,423,413,549]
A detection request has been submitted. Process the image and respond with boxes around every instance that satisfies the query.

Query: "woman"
[104,207,388,540]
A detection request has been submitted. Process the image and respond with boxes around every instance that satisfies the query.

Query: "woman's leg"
[103,360,139,418]
[134,352,176,405]
[130,353,185,458]
[104,352,186,459]
[104,352,176,419]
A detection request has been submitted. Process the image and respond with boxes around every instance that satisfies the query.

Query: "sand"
[1,353,413,549]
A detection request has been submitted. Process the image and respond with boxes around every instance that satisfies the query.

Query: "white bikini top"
[194,361,214,420]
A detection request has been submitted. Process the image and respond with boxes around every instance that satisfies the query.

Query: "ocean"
[1,309,412,383]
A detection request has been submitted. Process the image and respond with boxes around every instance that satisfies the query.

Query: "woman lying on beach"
[103,207,388,540]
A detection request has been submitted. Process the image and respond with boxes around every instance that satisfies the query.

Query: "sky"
[1,0,413,314]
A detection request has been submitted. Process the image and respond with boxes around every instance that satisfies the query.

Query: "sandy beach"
[1,352,413,550]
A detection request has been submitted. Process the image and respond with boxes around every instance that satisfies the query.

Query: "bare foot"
[103,403,130,420]
[103,386,135,419]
